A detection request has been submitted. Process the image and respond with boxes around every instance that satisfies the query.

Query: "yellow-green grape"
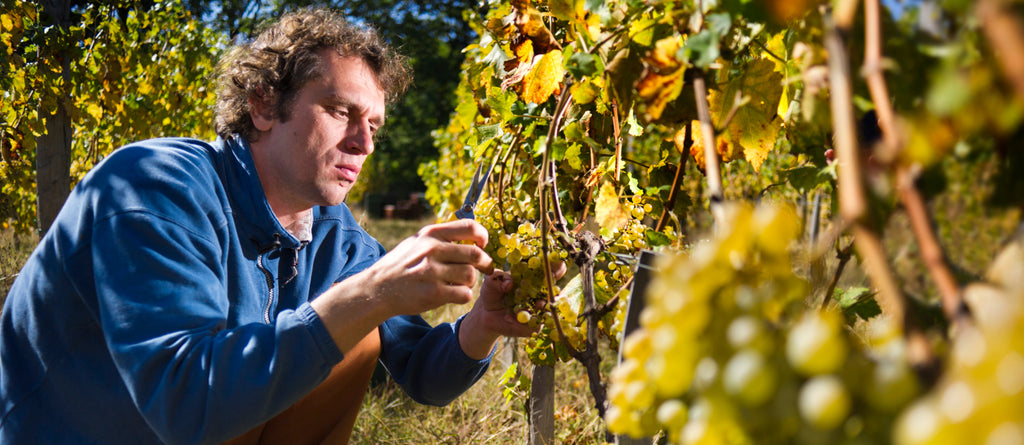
[866,360,920,412]
[726,315,774,354]
[722,349,778,406]
[605,405,632,436]
[893,399,950,445]
[893,255,1024,445]
[751,204,800,257]
[656,399,689,441]
[527,255,542,269]
[798,375,851,430]
[516,310,531,324]
[786,309,848,376]
[609,203,875,443]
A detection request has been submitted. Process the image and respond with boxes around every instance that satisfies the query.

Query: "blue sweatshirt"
[0,136,490,444]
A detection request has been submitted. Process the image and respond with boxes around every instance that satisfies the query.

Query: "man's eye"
[329,106,348,118]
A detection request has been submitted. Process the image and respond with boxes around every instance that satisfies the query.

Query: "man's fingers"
[503,313,538,337]
[431,241,494,275]
[418,219,489,248]
[441,283,474,305]
[552,260,568,280]
[435,263,479,287]
[484,270,513,293]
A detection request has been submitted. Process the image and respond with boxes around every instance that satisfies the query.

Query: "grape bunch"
[472,190,657,365]
[605,203,923,444]
[893,235,1024,445]
[596,193,663,350]
[473,196,570,364]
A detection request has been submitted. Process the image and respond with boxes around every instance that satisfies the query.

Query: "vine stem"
[538,85,576,349]
[977,0,1024,104]
[534,83,617,423]
[897,168,971,330]
[863,0,968,332]
[821,242,854,310]
[826,0,899,316]
[612,103,622,182]
[494,139,517,230]
[693,71,725,224]
[861,0,900,155]
[655,124,691,232]
[827,2,939,380]
[574,231,609,422]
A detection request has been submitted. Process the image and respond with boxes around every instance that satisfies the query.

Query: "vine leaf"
[693,58,784,172]
[636,36,685,121]
[595,181,628,231]
[522,50,565,104]
[549,0,576,22]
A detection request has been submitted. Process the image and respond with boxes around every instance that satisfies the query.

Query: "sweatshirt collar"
[220,135,306,252]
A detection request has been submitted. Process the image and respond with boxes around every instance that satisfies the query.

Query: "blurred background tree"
[1,0,477,232]
[186,0,482,206]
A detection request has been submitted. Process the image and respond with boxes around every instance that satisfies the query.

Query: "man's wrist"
[457,309,500,360]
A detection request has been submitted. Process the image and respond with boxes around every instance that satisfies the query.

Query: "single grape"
[798,374,851,430]
[722,349,777,406]
[786,310,848,376]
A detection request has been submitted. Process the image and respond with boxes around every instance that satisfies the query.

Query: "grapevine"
[421,0,1024,441]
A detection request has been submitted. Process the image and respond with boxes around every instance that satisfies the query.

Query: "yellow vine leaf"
[514,38,534,63]
[1,13,13,32]
[764,32,791,119]
[522,50,564,104]
[86,103,103,121]
[595,181,628,231]
[636,36,685,121]
[548,0,575,21]
[690,120,738,171]
[714,59,784,172]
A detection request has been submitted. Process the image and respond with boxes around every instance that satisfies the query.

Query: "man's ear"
[249,92,275,132]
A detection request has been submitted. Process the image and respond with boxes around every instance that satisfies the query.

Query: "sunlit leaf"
[549,0,576,22]
[636,36,685,121]
[690,119,737,169]
[521,50,564,104]
[570,76,601,104]
[713,58,784,171]
[595,181,628,231]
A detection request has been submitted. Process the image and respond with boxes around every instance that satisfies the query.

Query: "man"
[0,9,539,444]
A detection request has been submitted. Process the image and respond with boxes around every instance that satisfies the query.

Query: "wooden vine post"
[614,251,659,445]
[528,364,555,445]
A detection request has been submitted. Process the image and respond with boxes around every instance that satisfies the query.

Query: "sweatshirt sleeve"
[378,314,492,406]
[88,209,343,445]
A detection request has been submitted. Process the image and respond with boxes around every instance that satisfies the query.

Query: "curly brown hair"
[215,8,412,141]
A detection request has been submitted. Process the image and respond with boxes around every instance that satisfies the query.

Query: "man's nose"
[345,120,374,155]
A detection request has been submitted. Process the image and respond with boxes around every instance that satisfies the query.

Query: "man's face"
[250,49,386,216]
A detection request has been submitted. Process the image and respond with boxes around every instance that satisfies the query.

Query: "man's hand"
[365,219,494,314]
[311,219,494,353]
[458,261,567,360]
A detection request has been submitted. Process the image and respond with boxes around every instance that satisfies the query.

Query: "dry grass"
[0,227,37,305]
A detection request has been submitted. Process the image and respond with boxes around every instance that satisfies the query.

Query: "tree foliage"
[185,0,483,200]
[1,0,223,231]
